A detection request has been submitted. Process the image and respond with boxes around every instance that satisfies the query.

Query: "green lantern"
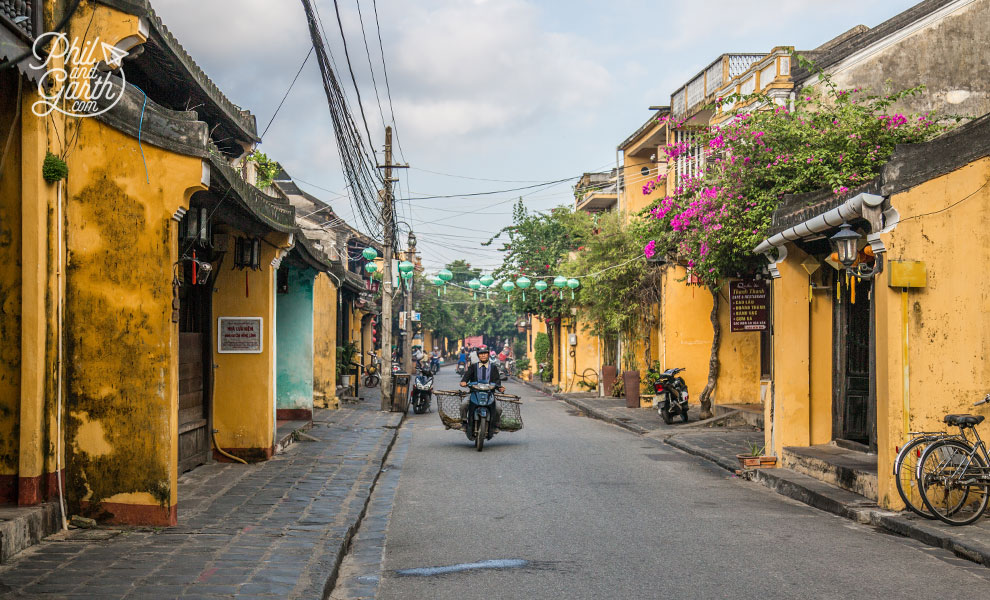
[364,262,378,274]
[515,276,531,301]
[553,275,568,288]
[400,269,413,290]
[534,279,548,300]
[479,274,495,299]
[468,278,482,300]
[432,275,445,297]
[438,269,453,282]
[501,280,515,303]
[567,277,580,299]
[362,247,378,261]
[398,260,414,274]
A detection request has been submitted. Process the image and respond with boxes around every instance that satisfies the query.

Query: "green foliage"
[640,65,956,287]
[416,259,518,345]
[336,341,359,380]
[248,150,280,189]
[643,361,665,388]
[533,332,552,382]
[486,199,590,320]
[513,357,531,373]
[744,441,766,457]
[42,151,68,183]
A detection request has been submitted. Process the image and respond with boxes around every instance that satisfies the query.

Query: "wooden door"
[178,265,212,473]
[833,275,876,449]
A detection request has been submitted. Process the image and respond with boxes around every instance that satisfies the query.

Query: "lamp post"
[830,223,882,280]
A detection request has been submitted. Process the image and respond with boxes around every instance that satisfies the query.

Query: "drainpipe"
[901,288,910,441]
[55,180,67,530]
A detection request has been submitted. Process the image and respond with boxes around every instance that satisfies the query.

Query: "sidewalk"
[514,376,990,568]
[0,392,404,599]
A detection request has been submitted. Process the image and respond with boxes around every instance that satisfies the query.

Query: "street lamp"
[829,223,882,280]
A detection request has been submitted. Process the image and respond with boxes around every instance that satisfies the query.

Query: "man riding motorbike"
[459,347,505,428]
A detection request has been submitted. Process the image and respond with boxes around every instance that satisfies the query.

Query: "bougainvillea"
[639,71,955,286]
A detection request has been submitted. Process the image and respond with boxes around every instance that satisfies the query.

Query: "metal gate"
[833,275,876,449]
[178,263,212,473]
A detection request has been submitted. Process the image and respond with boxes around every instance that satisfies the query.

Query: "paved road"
[378,371,990,600]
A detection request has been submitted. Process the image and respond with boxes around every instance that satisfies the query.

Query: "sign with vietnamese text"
[217,317,264,353]
[729,280,769,332]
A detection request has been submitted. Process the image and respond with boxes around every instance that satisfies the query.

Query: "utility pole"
[403,231,417,376]
[377,126,407,411]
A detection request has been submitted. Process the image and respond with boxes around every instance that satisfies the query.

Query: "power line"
[331,0,379,162]
[405,177,578,201]
[353,0,388,131]
[261,47,314,139]
[371,0,405,163]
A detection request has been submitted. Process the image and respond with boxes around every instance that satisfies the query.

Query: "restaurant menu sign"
[217,317,263,353]
[729,280,769,332]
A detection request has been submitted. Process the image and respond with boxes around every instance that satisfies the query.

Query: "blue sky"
[153,0,920,271]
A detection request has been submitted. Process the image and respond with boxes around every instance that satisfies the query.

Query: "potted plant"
[336,341,359,389]
[601,365,618,398]
[736,441,777,469]
[621,343,640,409]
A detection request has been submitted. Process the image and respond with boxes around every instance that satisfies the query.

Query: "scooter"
[456,362,466,375]
[429,355,441,375]
[412,366,434,414]
[653,367,689,424]
[464,382,498,452]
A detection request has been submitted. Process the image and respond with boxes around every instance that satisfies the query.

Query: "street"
[374,370,990,599]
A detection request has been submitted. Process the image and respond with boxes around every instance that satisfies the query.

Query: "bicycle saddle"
[944,414,986,427]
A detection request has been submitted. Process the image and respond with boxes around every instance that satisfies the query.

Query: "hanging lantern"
[567,278,580,299]
[501,280,516,303]
[515,276,531,301]
[365,262,378,274]
[432,276,445,297]
[468,278,482,299]
[534,279,548,300]
[479,274,495,299]
[438,268,453,283]
[362,247,378,261]
[553,275,568,288]
[401,269,413,290]
[398,260,414,275]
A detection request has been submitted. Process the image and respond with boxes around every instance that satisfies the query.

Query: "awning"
[753,193,885,255]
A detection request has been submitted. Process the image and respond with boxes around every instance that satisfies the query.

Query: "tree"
[639,69,955,417]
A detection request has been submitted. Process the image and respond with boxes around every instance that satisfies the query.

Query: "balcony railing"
[671,53,766,118]
[1,0,41,37]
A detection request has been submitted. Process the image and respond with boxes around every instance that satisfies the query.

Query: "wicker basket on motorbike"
[435,390,466,430]
[494,394,523,431]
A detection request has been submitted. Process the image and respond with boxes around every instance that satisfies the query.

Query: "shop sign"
[729,280,769,332]
[217,317,263,353]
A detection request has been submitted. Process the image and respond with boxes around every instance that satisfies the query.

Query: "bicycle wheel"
[918,439,989,526]
[894,437,935,519]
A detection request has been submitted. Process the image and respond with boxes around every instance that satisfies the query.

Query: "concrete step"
[0,503,61,563]
[714,403,763,429]
[782,444,878,501]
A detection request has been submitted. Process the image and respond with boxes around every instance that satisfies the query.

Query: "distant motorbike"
[429,355,441,375]
[464,382,499,452]
[412,366,434,414]
[456,362,466,375]
[653,367,689,424]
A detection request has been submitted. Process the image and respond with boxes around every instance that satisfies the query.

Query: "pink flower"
[644,240,657,259]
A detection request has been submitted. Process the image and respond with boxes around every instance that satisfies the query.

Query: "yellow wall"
[212,229,286,457]
[659,267,716,402]
[313,273,338,409]
[619,157,665,219]
[873,156,990,508]
[559,320,600,393]
[63,116,205,520]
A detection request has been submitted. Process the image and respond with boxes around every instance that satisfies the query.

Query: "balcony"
[713,48,795,122]
[576,189,617,213]
[0,0,41,37]
[670,53,766,122]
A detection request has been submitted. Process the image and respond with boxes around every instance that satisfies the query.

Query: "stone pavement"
[0,393,403,599]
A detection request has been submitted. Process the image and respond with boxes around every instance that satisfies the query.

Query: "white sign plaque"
[217,317,264,353]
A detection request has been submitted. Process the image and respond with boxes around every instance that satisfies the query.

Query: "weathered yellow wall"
[659,267,716,402]
[63,116,205,519]
[212,229,284,457]
[0,71,23,485]
[714,288,762,406]
[809,281,834,446]
[560,321,600,393]
[619,157,664,219]
[873,156,990,508]
[313,273,338,409]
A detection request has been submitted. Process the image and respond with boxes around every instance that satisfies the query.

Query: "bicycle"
[915,394,990,526]
[894,429,966,519]
[363,352,381,388]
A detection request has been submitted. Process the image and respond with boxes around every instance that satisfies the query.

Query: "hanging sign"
[217,317,264,353]
[729,280,769,332]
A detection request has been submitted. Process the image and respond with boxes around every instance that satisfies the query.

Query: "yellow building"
[754,114,990,509]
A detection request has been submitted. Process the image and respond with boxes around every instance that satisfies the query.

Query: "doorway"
[178,257,213,472]
[832,274,876,450]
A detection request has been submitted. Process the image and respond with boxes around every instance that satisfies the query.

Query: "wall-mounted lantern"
[182,207,210,246]
[234,237,261,270]
[829,223,882,280]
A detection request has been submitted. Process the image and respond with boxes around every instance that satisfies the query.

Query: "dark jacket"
[461,361,502,388]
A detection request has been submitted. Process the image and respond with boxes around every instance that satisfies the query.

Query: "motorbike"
[464,382,499,452]
[429,355,441,375]
[653,367,689,424]
[412,366,434,414]
[456,361,466,375]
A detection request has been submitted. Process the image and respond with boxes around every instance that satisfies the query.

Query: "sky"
[151,0,920,272]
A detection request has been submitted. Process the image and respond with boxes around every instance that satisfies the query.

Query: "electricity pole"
[403,231,417,376]
[377,126,407,410]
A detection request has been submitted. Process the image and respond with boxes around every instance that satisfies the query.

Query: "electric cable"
[261,47,314,139]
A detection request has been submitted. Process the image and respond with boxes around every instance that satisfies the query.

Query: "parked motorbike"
[653,367,689,424]
[464,382,499,451]
[412,367,434,414]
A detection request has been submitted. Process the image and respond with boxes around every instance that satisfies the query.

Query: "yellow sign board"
[887,260,926,288]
